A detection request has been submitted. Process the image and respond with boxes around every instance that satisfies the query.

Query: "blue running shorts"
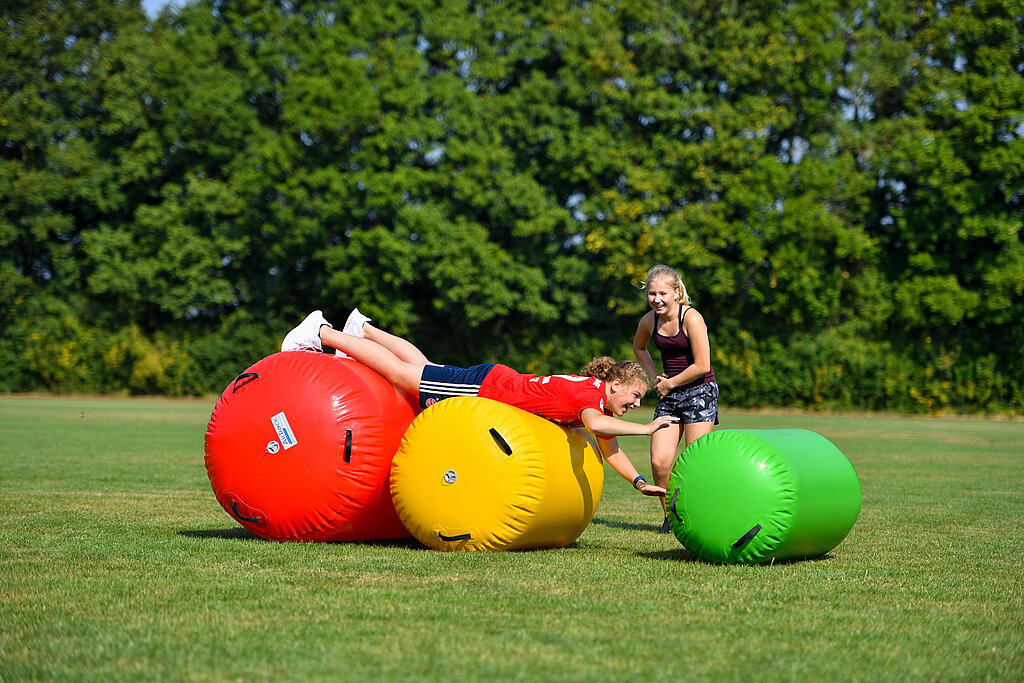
[418,363,496,409]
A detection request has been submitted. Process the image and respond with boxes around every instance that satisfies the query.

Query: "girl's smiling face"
[606,380,646,416]
[647,278,679,315]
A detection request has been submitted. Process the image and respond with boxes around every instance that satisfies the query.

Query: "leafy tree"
[843,0,1024,411]
[1,0,147,317]
[1,0,1020,410]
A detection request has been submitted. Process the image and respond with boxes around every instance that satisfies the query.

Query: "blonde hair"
[579,357,650,389]
[645,264,691,305]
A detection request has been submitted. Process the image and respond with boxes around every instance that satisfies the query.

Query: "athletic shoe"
[342,307,371,338]
[281,310,331,352]
[658,517,672,535]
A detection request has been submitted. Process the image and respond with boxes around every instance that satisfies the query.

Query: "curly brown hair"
[579,356,650,389]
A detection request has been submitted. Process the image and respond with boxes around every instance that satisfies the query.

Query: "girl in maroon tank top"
[632,265,720,533]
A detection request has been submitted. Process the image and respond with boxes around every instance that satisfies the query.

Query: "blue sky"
[140,0,184,18]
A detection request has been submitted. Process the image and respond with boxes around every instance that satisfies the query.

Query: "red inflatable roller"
[204,351,416,542]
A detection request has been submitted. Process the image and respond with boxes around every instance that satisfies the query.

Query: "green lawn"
[1,396,1022,681]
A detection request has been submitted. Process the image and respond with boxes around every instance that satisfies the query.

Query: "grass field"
[1,395,1022,681]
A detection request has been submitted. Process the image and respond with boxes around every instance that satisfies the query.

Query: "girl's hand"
[638,482,666,496]
[647,415,679,435]
[654,374,673,398]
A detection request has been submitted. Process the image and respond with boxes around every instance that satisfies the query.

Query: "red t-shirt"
[479,364,607,427]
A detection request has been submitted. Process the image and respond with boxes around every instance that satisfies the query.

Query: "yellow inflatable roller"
[390,397,604,551]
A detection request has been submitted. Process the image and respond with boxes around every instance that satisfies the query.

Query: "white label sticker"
[270,411,298,450]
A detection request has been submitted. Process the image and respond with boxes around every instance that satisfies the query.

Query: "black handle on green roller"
[733,524,762,548]
[489,428,512,455]
[232,372,259,393]
[668,488,682,521]
[231,500,260,523]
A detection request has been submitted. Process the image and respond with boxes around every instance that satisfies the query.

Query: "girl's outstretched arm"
[580,409,678,437]
[595,437,666,496]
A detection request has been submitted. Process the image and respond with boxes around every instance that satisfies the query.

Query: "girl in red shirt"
[282,309,676,496]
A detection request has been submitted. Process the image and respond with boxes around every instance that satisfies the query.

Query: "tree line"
[2,0,1022,414]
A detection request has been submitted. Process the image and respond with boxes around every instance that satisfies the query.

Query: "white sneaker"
[342,307,371,338]
[281,310,331,352]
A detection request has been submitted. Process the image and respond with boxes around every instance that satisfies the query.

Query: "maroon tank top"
[652,306,716,388]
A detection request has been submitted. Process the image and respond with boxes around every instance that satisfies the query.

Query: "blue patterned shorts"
[654,381,719,425]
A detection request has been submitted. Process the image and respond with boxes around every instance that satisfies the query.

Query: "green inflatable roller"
[666,429,861,564]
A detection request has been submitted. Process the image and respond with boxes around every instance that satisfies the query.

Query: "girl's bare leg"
[362,324,433,365]
[320,327,424,394]
[650,421,683,520]
[682,421,714,449]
